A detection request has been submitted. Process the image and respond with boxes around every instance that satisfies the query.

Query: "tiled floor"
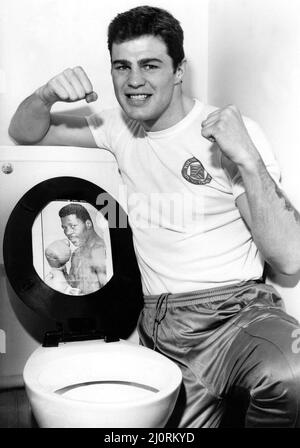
[0,388,37,428]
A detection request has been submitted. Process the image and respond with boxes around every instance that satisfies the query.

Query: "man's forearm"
[8,91,52,144]
[200,105,300,275]
[9,68,97,145]
[239,157,300,274]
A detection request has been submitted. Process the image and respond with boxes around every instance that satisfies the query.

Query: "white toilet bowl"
[23,338,182,428]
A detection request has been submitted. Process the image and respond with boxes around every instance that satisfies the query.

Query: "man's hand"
[201,105,259,167]
[45,238,71,269]
[35,66,98,107]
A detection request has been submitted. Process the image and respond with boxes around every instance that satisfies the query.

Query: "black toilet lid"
[3,176,143,339]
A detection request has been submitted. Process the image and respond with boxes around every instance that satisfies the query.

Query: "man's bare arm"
[8,66,98,147]
[92,246,107,287]
[201,105,300,275]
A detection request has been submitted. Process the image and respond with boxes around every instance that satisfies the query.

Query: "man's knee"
[242,318,300,426]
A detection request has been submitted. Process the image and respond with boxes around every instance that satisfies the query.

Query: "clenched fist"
[201,105,259,167]
[45,239,71,268]
[35,66,98,106]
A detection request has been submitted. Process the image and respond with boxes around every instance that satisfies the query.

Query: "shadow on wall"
[183,61,197,100]
[6,279,56,343]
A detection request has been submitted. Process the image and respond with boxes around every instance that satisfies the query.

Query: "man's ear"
[86,220,93,229]
[174,58,187,85]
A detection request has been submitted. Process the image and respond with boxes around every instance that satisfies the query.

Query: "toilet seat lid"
[3,176,143,339]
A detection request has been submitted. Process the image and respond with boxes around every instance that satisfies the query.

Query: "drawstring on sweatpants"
[152,293,170,351]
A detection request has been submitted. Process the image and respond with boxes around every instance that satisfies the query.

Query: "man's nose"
[127,68,145,88]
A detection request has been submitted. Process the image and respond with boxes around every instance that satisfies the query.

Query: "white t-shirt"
[86,100,281,295]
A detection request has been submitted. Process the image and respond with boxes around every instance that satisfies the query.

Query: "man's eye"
[143,64,158,70]
[115,65,128,71]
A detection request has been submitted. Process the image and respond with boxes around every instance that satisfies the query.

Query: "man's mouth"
[125,94,152,102]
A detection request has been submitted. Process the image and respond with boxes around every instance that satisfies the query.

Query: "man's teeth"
[129,94,149,100]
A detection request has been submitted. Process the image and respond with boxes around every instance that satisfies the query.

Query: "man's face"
[111,35,184,131]
[61,214,90,247]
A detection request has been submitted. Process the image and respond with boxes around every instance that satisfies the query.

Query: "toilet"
[3,173,182,428]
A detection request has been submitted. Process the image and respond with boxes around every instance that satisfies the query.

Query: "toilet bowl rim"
[23,340,183,406]
[24,383,181,409]
[23,371,182,408]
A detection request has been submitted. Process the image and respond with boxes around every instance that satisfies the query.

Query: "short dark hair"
[59,203,93,225]
[107,5,185,71]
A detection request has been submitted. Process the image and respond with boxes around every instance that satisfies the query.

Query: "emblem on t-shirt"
[181,157,212,185]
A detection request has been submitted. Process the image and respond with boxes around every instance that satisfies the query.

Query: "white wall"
[208,0,300,321]
[0,0,209,145]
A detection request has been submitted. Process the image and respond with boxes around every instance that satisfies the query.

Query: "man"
[58,203,107,295]
[8,6,300,427]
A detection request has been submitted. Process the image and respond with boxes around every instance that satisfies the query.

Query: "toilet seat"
[3,176,143,342]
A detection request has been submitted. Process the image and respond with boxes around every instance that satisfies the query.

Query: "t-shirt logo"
[181,157,212,185]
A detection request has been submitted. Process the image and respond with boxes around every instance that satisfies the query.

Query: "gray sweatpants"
[137,280,300,428]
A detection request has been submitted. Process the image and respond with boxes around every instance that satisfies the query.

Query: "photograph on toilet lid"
[32,200,113,296]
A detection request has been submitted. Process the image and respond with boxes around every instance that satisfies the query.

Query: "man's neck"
[143,94,195,132]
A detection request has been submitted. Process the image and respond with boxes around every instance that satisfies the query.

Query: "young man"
[8,6,300,427]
